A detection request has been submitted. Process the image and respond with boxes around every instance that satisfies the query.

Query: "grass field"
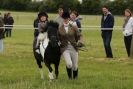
[0,11,133,89]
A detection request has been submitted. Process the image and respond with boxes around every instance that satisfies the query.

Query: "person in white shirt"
[123,9,133,57]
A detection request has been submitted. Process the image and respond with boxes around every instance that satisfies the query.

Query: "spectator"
[0,14,5,53]
[70,10,82,32]
[123,9,133,57]
[101,6,114,58]
[55,6,64,27]
[4,13,8,37]
[0,13,3,20]
[4,13,14,37]
[6,12,14,37]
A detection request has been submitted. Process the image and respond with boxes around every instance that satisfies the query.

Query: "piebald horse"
[33,21,61,80]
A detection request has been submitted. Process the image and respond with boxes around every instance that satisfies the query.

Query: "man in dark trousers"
[101,6,114,58]
[7,13,14,37]
[4,13,14,37]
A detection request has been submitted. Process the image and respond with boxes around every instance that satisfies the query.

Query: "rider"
[35,11,48,54]
[58,11,84,79]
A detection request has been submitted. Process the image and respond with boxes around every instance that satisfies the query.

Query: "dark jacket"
[38,21,48,33]
[33,17,48,38]
[33,18,39,37]
[7,16,14,25]
[58,24,81,53]
[0,18,4,39]
[4,15,8,25]
[75,19,81,32]
[101,13,114,31]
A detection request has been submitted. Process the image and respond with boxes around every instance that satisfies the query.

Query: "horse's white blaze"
[39,68,44,80]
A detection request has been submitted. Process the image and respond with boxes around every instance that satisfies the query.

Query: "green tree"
[81,0,101,14]
[107,0,127,15]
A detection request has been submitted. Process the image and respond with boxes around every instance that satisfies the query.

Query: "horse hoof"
[50,78,54,80]
[49,72,54,80]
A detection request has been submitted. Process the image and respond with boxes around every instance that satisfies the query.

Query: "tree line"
[0,0,133,15]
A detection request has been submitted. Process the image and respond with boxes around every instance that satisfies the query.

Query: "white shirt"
[64,23,69,33]
[123,17,133,36]
[63,23,71,44]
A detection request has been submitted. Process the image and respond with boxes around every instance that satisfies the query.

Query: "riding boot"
[73,69,78,79]
[66,67,72,79]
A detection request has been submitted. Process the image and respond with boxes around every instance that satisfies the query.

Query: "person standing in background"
[70,10,82,32]
[4,12,14,37]
[0,14,5,53]
[123,9,133,57]
[55,6,64,27]
[4,13,8,37]
[70,10,84,45]
[6,12,14,37]
[101,6,114,58]
[0,13,3,20]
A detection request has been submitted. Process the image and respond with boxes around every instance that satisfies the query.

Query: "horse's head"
[45,20,59,47]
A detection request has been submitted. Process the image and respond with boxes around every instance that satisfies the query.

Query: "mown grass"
[0,11,133,89]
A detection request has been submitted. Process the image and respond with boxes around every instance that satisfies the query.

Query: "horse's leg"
[45,63,54,80]
[37,63,44,80]
[39,68,44,80]
[36,59,44,80]
[33,38,44,80]
[54,63,59,79]
[55,58,61,79]
[34,51,44,80]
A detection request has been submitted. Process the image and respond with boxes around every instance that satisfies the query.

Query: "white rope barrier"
[0,25,124,30]
[4,25,33,27]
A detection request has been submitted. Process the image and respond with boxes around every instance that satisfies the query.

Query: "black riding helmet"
[38,11,48,21]
[62,11,70,19]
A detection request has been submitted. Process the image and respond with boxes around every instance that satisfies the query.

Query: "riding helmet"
[38,11,48,20]
[62,11,70,19]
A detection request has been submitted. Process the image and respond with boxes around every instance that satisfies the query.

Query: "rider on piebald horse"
[35,11,48,54]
